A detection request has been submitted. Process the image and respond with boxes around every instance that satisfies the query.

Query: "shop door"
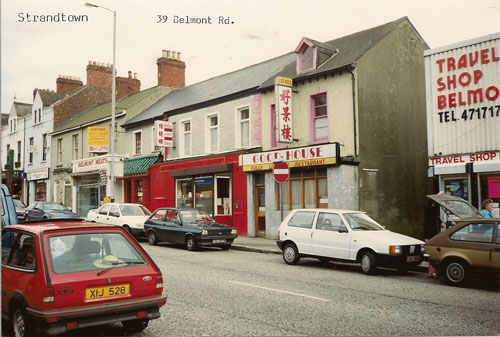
[254,174,266,237]
[77,185,99,218]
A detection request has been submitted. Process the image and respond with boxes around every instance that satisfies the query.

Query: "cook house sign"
[154,120,173,148]
[275,77,293,143]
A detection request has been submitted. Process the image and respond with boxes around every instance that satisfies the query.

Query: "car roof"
[290,208,365,214]
[5,221,118,234]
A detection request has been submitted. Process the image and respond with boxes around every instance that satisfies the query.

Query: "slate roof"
[37,89,64,107]
[122,52,296,127]
[259,17,413,89]
[123,153,161,176]
[53,86,170,133]
[13,102,32,117]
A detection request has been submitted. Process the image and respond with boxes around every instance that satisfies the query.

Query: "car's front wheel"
[360,251,377,275]
[11,304,32,337]
[282,243,300,265]
[443,259,469,286]
[148,231,158,246]
[122,319,149,334]
[185,235,197,251]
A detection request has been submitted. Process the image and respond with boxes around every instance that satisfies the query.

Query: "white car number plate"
[213,239,226,243]
[406,255,420,262]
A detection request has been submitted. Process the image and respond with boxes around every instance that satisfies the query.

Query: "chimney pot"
[134,72,138,79]
[172,51,177,59]
[128,71,132,78]
[177,51,182,60]
[162,50,167,58]
[166,50,171,59]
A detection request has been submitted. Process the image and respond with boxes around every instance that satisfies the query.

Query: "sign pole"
[280,182,283,222]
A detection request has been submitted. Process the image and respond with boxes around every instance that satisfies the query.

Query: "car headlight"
[389,245,401,254]
[231,229,238,236]
[421,245,426,254]
[202,229,208,236]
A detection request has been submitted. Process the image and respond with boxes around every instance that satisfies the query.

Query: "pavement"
[231,235,429,273]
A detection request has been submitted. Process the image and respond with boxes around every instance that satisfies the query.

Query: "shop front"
[240,143,355,239]
[26,168,49,204]
[149,152,248,235]
[71,155,123,217]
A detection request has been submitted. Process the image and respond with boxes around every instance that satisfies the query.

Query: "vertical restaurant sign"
[88,127,109,153]
[275,77,293,143]
[154,120,173,148]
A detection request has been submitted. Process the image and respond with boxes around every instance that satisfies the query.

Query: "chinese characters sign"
[88,127,109,153]
[155,120,173,147]
[275,77,293,143]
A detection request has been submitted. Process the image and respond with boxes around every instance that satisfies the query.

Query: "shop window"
[237,107,250,148]
[136,180,143,202]
[206,114,219,153]
[194,176,214,215]
[35,182,47,201]
[443,178,468,200]
[176,179,194,208]
[72,134,79,160]
[29,138,34,164]
[57,138,62,164]
[479,174,500,216]
[180,120,191,157]
[176,175,230,217]
[42,134,48,161]
[277,168,328,210]
[216,175,231,215]
[134,131,142,155]
[310,93,328,143]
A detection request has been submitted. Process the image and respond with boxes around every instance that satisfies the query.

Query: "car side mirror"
[338,227,348,233]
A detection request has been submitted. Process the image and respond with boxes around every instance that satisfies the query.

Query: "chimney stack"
[86,61,113,88]
[116,70,141,100]
[157,49,186,88]
[56,75,83,94]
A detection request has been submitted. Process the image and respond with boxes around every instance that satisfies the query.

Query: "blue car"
[25,201,81,221]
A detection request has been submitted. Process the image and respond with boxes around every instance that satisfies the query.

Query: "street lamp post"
[85,2,116,202]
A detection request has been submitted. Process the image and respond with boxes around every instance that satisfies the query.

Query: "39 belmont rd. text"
[157,15,234,25]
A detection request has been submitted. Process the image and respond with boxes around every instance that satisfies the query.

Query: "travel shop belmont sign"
[240,143,339,172]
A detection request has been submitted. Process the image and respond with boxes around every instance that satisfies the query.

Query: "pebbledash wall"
[425,33,500,216]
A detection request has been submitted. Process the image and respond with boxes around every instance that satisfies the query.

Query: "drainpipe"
[348,64,358,157]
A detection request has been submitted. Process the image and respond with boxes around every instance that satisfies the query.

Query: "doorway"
[254,173,266,237]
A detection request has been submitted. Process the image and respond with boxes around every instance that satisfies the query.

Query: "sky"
[1,0,500,115]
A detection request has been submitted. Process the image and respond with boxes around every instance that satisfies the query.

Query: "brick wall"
[157,51,186,88]
[56,76,83,94]
[116,74,141,100]
[86,62,112,88]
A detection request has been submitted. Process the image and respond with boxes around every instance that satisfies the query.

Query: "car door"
[95,204,111,224]
[163,209,184,244]
[311,212,351,259]
[284,211,316,254]
[108,205,122,226]
[28,202,43,220]
[147,209,168,241]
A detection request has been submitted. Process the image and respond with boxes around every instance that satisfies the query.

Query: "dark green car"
[144,208,238,251]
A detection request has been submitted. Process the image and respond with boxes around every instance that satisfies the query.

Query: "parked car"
[24,202,80,221]
[144,207,238,250]
[277,209,425,275]
[87,203,152,237]
[1,184,18,227]
[1,221,166,337]
[425,194,500,286]
[13,199,26,221]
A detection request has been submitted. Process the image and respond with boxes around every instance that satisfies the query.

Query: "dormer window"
[295,39,317,74]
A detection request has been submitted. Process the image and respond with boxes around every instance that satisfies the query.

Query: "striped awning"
[123,153,160,176]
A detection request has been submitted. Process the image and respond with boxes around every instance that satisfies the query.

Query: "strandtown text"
[18,12,89,23]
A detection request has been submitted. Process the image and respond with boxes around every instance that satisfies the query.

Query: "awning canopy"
[473,160,500,173]
[433,163,467,175]
[123,153,160,176]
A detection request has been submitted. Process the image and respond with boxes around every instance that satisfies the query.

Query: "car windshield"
[438,199,479,218]
[343,213,385,231]
[179,209,214,223]
[49,232,146,273]
[43,203,67,211]
[13,199,26,208]
[119,205,151,216]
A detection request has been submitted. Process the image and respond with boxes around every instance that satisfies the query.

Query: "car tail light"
[43,288,55,309]
[156,275,164,295]
[137,311,147,318]
[66,321,78,330]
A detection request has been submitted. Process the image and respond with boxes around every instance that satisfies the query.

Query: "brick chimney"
[116,71,141,100]
[157,50,186,88]
[86,61,113,88]
[56,75,83,94]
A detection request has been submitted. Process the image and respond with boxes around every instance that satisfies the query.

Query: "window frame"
[17,141,22,163]
[72,134,79,161]
[42,134,48,162]
[133,130,143,156]
[235,105,251,149]
[277,168,328,210]
[179,119,192,157]
[309,92,329,144]
[29,138,34,164]
[205,113,219,153]
[296,42,317,74]
[57,138,63,165]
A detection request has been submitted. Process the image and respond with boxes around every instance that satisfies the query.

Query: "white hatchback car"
[87,203,152,237]
[277,209,425,274]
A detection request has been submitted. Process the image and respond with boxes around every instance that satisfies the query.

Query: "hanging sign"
[155,120,173,147]
[275,77,293,143]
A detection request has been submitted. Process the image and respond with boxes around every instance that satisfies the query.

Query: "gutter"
[348,64,358,158]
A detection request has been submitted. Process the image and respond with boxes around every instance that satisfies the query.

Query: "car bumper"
[130,227,145,237]
[277,240,284,250]
[197,236,236,246]
[377,253,423,269]
[26,295,166,335]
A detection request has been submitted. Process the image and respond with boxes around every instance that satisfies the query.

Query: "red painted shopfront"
[148,152,248,236]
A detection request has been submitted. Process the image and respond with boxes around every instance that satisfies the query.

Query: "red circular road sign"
[273,161,289,183]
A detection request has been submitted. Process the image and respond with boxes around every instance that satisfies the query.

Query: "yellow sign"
[88,127,109,153]
[276,77,293,87]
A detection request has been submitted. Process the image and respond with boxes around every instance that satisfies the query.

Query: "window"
[450,223,494,243]
[237,107,250,148]
[136,180,143,202]
[316,213,345,231]
[72,134,79,160]
[42,134,48,161]
[99,204,111,215]
[6,144,10,164]
[17,141,21,163]
[288,211,315,229]
[38,109,42,123]
[180,120,191,156]
[4,233,36,270]
[34,110,37,124]
[207,114,218,153]
[57,138,63,164]
[109,205,120,217]
[134,131,142,155]
[29,138,34,164]
[278,168,328,210]
[215,174,231,215]
[311,93,328,142]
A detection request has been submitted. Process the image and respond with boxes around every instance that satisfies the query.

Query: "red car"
[1,222,166,337]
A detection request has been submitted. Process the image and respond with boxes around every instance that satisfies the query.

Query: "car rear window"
[450,223,494,243]
[48,232,146,274]
[288,211,315,229]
